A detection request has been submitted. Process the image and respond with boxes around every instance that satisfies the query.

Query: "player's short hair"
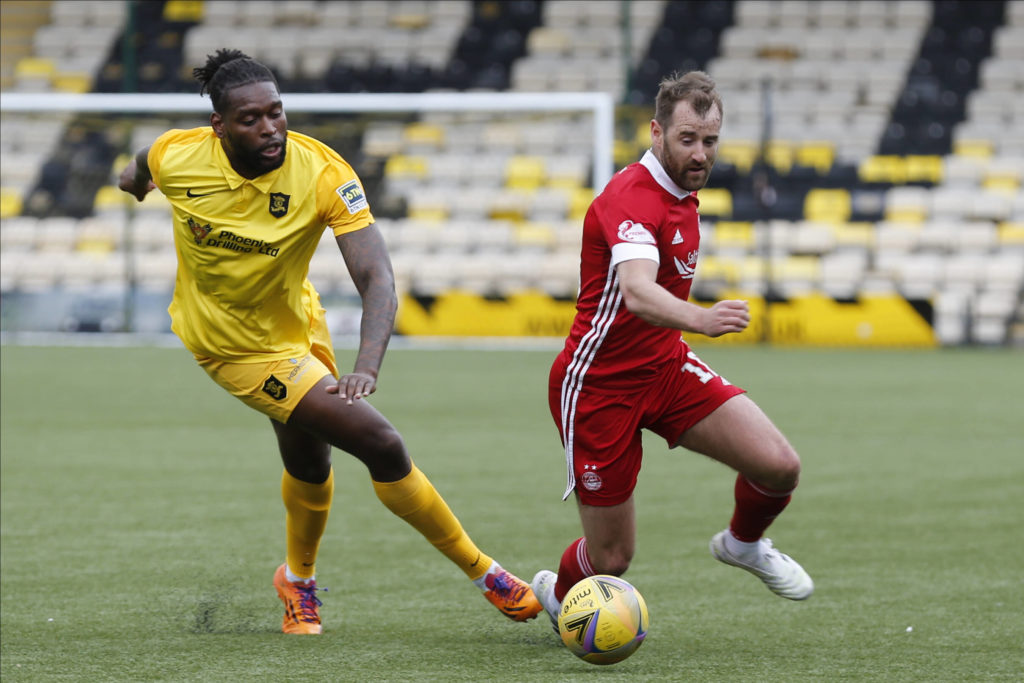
[654,71,723,129]
[193,48,279,114]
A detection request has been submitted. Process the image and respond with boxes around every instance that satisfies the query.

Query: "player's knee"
[359,424,411,479]
[770,445,801,490]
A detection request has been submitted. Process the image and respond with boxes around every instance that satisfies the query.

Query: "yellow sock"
[282,468,334,580]
[373,464,492,581]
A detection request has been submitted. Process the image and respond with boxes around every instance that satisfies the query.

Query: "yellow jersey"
[148,127,374,362]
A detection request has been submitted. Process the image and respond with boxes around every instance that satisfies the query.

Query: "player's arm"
[616,258,749,337]
[328,224,397,403]
[117,146,156,201]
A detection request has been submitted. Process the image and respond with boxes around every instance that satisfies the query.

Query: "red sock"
[554,537,594,602]
[729,474,793,542]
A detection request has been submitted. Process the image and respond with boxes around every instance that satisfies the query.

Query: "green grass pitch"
[1,343,1022,682]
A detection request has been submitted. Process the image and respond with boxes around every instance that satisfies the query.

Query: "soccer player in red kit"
[531,71,813,627]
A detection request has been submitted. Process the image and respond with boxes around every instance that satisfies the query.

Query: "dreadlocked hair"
[192,48,278,114]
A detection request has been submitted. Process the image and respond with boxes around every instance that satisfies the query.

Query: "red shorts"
[549,345,745,506]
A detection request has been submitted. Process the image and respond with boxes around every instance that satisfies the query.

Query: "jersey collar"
[639,149,694,201]
[212,133,285,193]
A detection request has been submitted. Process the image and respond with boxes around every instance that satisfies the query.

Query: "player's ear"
[649,119,662,148]
[210,111,224,138]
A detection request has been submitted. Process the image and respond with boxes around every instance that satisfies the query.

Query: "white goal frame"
[1,91,616,191]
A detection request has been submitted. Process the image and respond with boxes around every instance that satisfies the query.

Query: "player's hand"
[701,299,750,337]
[117,159,155,202]
[326,372,377,405]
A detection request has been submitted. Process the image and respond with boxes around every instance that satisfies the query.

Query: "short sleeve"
[598,194,662,267]
[316,162,374,236]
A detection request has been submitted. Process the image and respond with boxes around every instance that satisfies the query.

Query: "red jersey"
[556,150,701,390]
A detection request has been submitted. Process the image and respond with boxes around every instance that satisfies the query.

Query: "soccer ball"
[557,575,649,665]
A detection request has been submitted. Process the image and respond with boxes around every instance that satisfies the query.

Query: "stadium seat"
[795,142,835,175]
[514,221,557,251]
[820,249,869,299]
[697,188,733,218]
[707,221,754,251]
[904,155,944,184]
[883,186,930,224]
[402,123,445,153]
[803,189,851,224]
[858,155,908,185]
[504,156,547,190]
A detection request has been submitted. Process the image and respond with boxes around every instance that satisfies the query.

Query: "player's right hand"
[117,159,155,202]
[702,299,750,337]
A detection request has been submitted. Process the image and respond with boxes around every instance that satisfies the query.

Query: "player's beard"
[658,144,710,192]
[237,131,288,177]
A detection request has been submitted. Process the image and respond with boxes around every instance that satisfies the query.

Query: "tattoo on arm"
[336,225,397,377]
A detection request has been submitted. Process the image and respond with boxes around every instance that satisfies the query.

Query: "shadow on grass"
[187,591,274,635]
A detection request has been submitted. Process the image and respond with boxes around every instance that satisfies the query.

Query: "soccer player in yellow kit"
[118,48,540,634]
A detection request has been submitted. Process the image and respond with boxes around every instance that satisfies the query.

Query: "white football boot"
[710,530,814,601]
[530,570,561,632]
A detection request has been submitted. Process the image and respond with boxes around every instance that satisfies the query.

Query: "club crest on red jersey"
[616,220,655,244]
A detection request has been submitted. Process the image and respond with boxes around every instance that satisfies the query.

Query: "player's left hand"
[327,372,377,405]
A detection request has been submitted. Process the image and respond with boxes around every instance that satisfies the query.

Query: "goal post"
[0,90,616,338]
[0,91,616,190]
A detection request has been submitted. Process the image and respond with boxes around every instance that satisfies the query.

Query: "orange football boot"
[273,563,324,634]
[483,567,543,621]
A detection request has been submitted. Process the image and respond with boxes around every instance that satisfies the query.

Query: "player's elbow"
[620,288,662,326]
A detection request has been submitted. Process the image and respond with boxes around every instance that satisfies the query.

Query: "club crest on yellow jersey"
[269,192,290,218]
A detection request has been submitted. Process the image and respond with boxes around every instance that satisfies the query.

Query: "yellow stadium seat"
[489,190,531,223]
[402,123,445,150]
[52,73,92,93]
[834,222,874,247]
[738,255,766,280]
[406,207,448,222]
[904,155,943,184]
[514,222,556,249]
[776,255,821,280]
[94,185,127,210]
[0,188,23,218]
[765,141,795,174]
[884,206,928,224]
[717,140,759,174]
[711,220,754,248]
[634,120,652,149]
[997,221,1024,244]
[982,176,1020,194]
[804,189,851,224]
[505,156,546,190]
[953,139,994,159]
[614,139,640,168]
[383,155,428,181]
[982,161,1022,194]
[15,57,55,78]
[390,7,431,29]
[796,142,835,174]
[697,188,733,218]
[695,255,740,286]
[858,155,907,184]
[163,0,203,22]
[569,187,595,222]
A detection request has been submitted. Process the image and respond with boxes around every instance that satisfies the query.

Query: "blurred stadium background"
[0,0,1022,347]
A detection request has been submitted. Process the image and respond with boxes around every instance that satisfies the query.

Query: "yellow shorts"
[195,316,339,424]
